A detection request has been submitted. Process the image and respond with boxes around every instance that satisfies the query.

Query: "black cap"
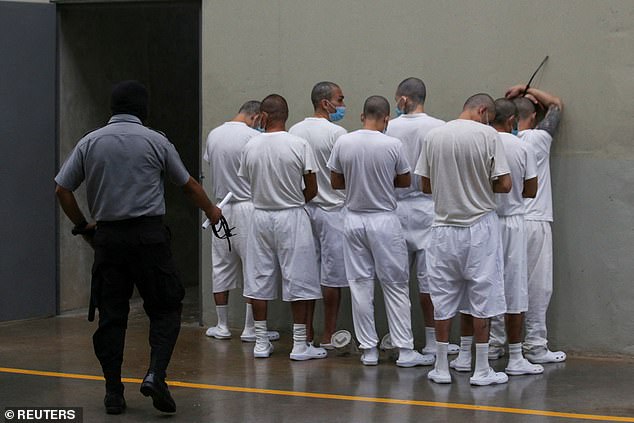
[110,80,148,121]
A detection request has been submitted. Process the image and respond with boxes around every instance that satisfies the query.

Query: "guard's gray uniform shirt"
[55,114,191,221]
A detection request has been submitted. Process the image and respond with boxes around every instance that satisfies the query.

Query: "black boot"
[104,391,126,415]
[140,372,176,413]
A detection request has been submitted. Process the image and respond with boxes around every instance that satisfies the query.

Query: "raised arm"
[506,84,563,136]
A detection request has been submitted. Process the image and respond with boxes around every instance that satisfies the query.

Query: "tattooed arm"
[536,104,562,136]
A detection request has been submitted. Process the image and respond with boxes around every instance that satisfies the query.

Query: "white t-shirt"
[386,113,445,200]
[518,129,553,222]
[415,119,510,226]
[203,121,255,202]
[495,132,538,216]
[238,131,318,210]
[327,129,410,212]
[289,117,347,210]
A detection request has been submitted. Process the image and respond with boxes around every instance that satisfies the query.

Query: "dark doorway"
[56,1,202,313]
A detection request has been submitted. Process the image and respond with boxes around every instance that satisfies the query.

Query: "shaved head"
[238,100,261,116]
[363,95,390,119]
[463,93,495,112]
[493,98,518,125]
[514,97,536,120]
[261,94,288,123]
[396,77,427,106]
[311,81,339,108]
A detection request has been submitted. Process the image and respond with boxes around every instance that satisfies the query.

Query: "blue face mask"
[511,128,519,136]
[329,106,346,122]
[395,107,405,117]
[255,126,265,133]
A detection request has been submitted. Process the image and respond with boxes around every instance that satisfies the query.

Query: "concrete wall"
[201,0,634,356]
[58,2,200,311]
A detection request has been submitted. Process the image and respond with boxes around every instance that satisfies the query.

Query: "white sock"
[508,343,523,361]
[457,336,473,361]
[425,327,436,349]
[474,343,490,374]
[244,303,255,332]
[435,342,449,373]
[254,320,268,345]
[216,305,229,330]
[293,324,307,350]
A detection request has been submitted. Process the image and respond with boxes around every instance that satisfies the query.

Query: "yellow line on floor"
[1,366,632,422]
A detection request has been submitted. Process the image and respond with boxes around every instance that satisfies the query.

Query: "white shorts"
[396,196,434,293]
[244,207,321,302]
[499,215,528,313]
[211,201,253,293]
[343,211,408,285]
[305,204,348,288]
[427,212,506,320]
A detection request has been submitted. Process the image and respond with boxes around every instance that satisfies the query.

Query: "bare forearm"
[303,172,318,202]
[525,87,563,110]
[394,172,411,188]
[330,171,345,190]
[522,177,538,198]
[55,185,88,225]
[421,176,432,194]
[181,176,215,216]
[303,188,317,203]
[492,174,512,193]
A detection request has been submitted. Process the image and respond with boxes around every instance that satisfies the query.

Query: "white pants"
[427,212,507,320]
[244,208,321,302]
[499,215,529,313]
[489,214,529,346]
[305,204,348,288]
[524,220,553,351]
[343,211,413,349]
[211,201,253,293]
[396,196,434,293]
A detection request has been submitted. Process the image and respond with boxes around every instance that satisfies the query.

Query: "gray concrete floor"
[1,292,633,423]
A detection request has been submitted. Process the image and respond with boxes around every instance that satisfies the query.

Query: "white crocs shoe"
[290,344,328,361]
[360,347,379,366]
[488,345,505,360]
[525,349,566,364]
[253,341,274,358]
[506,358,544,375]
[396,350,435,367]
[449,356,472,372]
[448,343,460,355]
[470,368,509,386]
[427,369,452,384]
[331,330,352,349]
[240,330,280,343]
[205,326,231,340]
[422,343,460,355]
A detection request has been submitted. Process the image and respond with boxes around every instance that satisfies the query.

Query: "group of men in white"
[203,77,564,386]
